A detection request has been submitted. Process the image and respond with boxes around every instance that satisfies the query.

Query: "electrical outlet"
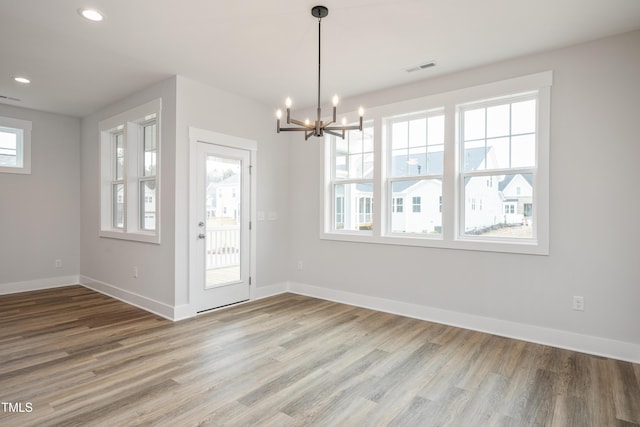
[133,266,139,278]
[55,259,62,269]
[572,296,584,311]
[297,261,303,270]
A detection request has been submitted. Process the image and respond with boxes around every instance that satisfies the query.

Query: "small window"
[412,196,422,213]
[0,117,32,175]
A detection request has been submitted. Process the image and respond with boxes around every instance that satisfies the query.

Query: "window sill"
[0,166,31,174]
[320,231,547,255]
[99,230,160,244]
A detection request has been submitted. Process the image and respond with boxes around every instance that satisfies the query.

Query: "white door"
[191,141,252,312]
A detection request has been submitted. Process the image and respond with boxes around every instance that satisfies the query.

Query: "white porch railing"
[206,226,240,269]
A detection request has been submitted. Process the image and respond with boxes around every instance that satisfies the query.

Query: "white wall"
[0,105,80,293]
[78,74,289,318]
[174,76,290,308]
[80,77,178,314]
[288,30,640,358]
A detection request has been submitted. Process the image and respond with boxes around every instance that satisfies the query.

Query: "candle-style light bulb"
[285,97,292,108]
[305,118,310,126]
[358,106,365,117]
[341,117,347,126]
[332,95,339,106]
[276,109,282,119]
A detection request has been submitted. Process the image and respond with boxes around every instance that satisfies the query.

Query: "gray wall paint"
[288,30,640,345]
[174,76,290,306]
[0,105,80,286]
[80,78,177,305]
[4,30,637,350]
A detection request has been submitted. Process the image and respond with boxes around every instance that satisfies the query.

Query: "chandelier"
[276,5,364,140]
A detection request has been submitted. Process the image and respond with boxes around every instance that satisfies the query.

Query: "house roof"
[498,173,533,191]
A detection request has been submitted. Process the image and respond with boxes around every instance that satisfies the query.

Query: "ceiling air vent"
[0,94,21,101]
[405,61,436,73]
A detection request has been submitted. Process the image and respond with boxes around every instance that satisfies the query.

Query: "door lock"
[198,233,206,239]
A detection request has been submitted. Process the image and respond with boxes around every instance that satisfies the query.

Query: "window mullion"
[442,104,457,241]
[372,117,383,237]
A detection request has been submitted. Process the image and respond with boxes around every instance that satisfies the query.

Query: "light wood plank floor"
[1,286,639,426]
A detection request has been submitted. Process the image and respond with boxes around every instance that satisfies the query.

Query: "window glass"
[113,183,125,229]
[0,118,31,174]
[463,174,533,239]
[390,180,442,234]
[140,180,156,231]
[115,133,124,180]
[333,183,373,231]
[0,129,19,167]
[143,122,157,176]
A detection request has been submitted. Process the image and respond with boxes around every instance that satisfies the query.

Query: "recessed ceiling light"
[78,8,104,22]
[13,76,31,84]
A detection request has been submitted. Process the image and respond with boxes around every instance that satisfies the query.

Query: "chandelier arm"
[324,129,344,138]
[325,124,363,131]
[277,127,314,132]
[289,118,315,129]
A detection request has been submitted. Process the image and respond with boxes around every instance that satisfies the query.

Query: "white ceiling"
[1,0,640,117]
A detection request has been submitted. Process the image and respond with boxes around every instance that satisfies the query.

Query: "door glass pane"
[205,155,241,287]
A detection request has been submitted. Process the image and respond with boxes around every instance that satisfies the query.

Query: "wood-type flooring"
[1,286,639,426]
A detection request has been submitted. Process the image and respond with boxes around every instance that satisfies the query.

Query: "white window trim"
[320,71,551,255]
[0,116,32,175]
[99,98,162,244]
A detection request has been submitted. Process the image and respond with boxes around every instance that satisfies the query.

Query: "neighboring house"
[207,173,240,220]
[499,173,534,225]
[143,185,156,230]
[340,146,534,235]
[391,179,443,234]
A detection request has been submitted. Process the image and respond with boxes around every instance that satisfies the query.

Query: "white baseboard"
[0,275,80,295]
[287,281,640,364]
[16,275,633,363]
[79,275,176,321]
[251,282,288,300]
[173,304,195,321]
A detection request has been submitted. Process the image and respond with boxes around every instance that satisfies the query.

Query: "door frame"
[188,127,257,313]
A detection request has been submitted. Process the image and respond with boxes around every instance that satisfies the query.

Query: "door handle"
[198,233,206,239]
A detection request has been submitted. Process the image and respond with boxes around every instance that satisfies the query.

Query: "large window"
[322,72,551,254]
[0,117,31,175]
[387,111,444,235]
[99,99,161,243]
[460,95,537,239]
